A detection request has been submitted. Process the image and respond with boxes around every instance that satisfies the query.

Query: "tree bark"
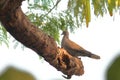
[0,0,84,78]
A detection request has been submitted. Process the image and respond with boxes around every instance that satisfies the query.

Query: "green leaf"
[0,67,35,80]
[107,0,116,16]
[106,55,120,80]
[0,24,9,47]
[85,0,91,27]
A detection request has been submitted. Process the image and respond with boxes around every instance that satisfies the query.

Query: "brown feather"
[61,31,100,59]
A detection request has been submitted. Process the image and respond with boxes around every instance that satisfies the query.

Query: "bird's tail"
[79,50,100,59]
[90,54,100,59]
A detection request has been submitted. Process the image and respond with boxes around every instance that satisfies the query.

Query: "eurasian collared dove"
[61,30,100,59]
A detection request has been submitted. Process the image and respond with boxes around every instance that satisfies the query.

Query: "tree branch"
[0,0,84,79]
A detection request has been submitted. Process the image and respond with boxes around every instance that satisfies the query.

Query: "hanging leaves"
[92,0,107,17]
[85,0,91,27]
[26,0,120,44]
[107,0,120,16]
[67,0,91,27]
[0,0,120,47]
[107,0,116,16]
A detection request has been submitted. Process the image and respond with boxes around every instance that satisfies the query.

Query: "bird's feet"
[62,75,71,79]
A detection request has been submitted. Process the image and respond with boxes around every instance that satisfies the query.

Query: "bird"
[61,30,100,59]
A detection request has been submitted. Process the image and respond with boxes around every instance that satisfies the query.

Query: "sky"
[0,1,120,80]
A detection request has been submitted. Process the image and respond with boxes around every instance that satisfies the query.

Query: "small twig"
[44,0,61,16]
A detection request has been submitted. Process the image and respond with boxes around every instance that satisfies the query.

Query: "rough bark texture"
[0,0,84,79]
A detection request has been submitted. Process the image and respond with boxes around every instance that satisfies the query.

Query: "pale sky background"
[0,1,120,80]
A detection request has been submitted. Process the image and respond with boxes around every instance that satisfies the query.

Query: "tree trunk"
[0,0,84,79]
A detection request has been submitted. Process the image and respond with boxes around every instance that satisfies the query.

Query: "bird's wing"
[62,37,85,51]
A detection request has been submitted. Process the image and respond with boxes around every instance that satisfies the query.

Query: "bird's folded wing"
[64,38,85,51]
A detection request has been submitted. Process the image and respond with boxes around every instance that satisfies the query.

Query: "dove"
[61,30,100,59]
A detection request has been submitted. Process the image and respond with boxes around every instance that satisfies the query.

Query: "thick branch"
[0,0,84,78]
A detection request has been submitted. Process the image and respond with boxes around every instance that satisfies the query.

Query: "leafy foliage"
[26,0,76,43]
[68,0,91,27]
[107,0,120,16]
[92,0,107,16]
[0,24,8,47]
[26,0,120,44]
[0,0,120,46]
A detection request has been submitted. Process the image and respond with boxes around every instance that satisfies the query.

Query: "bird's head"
[61,31,69,35]
[61,30,69,36]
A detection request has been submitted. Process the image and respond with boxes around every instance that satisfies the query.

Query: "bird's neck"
[64,35,69,39]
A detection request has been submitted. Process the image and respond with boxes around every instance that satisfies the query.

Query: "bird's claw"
[62,75,71,79]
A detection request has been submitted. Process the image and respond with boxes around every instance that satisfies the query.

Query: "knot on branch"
[56,47,84,79]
